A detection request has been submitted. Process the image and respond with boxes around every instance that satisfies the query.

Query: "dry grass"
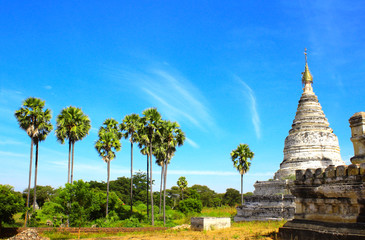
[75,221,284,240]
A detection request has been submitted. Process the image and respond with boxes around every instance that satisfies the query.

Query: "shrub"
[178,198,202,214]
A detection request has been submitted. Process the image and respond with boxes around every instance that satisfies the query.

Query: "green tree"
[222,188,240,207]
[140,108,162,225]
[56,106,91,184]
[231,143,254,205]
[14,97,50,226]
[95,118,122,217]
[23,185,56,208]
[190,185,217,207]
[120,113,141,215]
[0,185,24,229]
[177,176,188,200]
[178,198,202,214]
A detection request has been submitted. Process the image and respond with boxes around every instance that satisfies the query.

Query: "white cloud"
[0,150,27,158]
[234,76,261,139]
[44,85,52,90]
[107,65,217,132]
[185,137,199,149]
[0,139,25,145]
[167,170,273,176]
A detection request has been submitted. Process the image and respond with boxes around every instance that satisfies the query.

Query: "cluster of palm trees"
[15,97,185,227]
[95,108,185,226]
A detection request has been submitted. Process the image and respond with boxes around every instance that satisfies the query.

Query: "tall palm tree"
[120,113,141,215]
[231,143,254,205]
[32,109,53,211]
[154,145,166,214]
[95,118,122,217]
[140,108,162,225]
[55,106,91,184]
[161,120,185,225]
[14,97,49,226]
[139,145,150,217]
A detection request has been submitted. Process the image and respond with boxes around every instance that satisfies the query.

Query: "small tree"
[0,185,24,229]
[231,144,254,205]
[177,176,188,200]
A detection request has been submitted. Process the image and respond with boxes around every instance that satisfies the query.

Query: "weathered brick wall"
[291,163,365,223]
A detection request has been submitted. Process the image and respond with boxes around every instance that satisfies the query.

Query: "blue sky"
[1,1,364,193]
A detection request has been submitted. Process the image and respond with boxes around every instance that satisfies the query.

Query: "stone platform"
[191,217,230,231]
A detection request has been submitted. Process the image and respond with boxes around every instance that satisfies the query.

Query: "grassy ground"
[41,221,285,240]
[8,207,285,239]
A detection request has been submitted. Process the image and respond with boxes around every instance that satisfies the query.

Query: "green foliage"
[0,185,24,228]
[222,188,240,207]
[177,176,188,200]
[231,143,254,175]
[23,185,56,208]
[178,198,202,214]
[190,185,219,207]
[55,106,91,144]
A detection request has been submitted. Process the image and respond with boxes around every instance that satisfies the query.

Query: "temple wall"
[292,164,365,223]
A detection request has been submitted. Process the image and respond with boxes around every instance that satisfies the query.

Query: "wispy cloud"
[185,137,199,149]
[0,150,27,158]
[44,85,52,90]
[106,65,216,132]
[0,139,25,145]
[168,170,273,176]
[234,76,261,139]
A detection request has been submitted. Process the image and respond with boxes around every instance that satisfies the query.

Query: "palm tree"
[55,106,91,184]
[140,108,162,225]
[139,145,150,217]
[154,145,166,214]
[32,109,53,211]
[231,144,254,205]
[14,97,50,226]
[120,113,141,215]
[161,120,185,225]
[177,176,188,200]
[95,118,122,217]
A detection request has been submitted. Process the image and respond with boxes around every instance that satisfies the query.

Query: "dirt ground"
[80,225,278,240]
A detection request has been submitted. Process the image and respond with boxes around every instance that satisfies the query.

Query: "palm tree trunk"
[149,143,154,226]
[24,138,34,227]
[163,161,168,226]
[146,154,149,218]
[71,141,75,183]
[159,162,165,214]
[106,160,110,217]
[130,140,133,215]
[68,140,71,184]
[33,142,39,211]
[241,174,243,205]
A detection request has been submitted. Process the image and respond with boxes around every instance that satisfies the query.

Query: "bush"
[121,217,142,227]
[178,198,202,214]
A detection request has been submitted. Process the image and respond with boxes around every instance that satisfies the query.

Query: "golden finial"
[302,48,313,85]
[304,48,307,63]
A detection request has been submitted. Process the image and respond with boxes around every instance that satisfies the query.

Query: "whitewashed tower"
[274,50,344,179]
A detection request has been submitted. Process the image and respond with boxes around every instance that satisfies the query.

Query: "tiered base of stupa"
[234,181,295,221]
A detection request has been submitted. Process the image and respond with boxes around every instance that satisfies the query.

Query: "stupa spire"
[302,48,313,93]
